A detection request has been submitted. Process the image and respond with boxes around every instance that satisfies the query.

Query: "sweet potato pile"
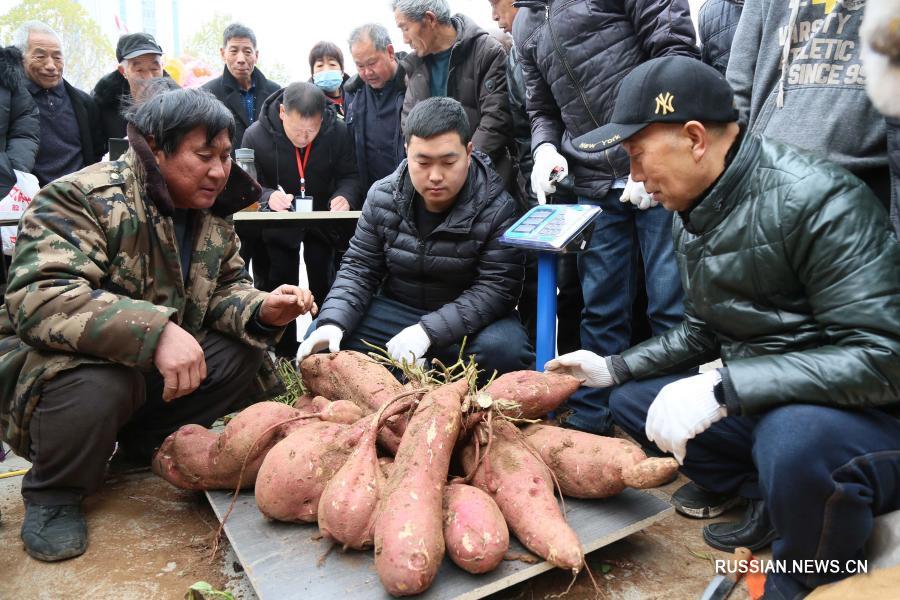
[152,351,678,597]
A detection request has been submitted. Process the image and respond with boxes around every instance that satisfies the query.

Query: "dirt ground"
[1,447,755,600]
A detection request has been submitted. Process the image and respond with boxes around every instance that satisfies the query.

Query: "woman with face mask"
[309,41,349,118]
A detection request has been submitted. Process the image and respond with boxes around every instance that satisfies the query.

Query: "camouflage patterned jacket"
[0,131,284,457]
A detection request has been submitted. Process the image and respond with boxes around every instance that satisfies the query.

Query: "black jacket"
[513,0,698,198]
[316,152,524,348]
[344,56,407,191]
[621,135,900,418]
[202,66,281,151]
[63,80,106,168]
[888,116,900,239]
[241,88,361,249]
[698,0,744,76]
[91,70,130,140]
[0,46,39,198]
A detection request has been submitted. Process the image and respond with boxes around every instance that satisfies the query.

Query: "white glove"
[530,143,569,205]
[620,175,657,210]
[386,324,431,366]
[296,324,343,362]
[544,350,615,388]
[645,371,726,465]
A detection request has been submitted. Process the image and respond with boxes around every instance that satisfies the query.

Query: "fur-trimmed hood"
[92,69,129,110]
[0,46,26,91]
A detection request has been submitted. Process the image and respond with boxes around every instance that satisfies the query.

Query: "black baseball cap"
[572,56,738,153]
[116,33,163,62]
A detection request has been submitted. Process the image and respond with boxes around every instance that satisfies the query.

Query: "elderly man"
[15,21,104,186]
[92,33,165,140]
[392,0,515,192]
[0,88,315,562]
[299,97,532,378]
[548,56,900,599]
[202,23,280,150]
[345,23,407,190]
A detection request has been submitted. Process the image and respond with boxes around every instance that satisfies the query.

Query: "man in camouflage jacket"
[0,88,315,562]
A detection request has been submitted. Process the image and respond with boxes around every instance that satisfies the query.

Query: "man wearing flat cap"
[546,56,900,598]
[92,32,168,140]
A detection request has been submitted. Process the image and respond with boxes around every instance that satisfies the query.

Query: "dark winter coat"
[888,116,900,239]
[0,46,39,198]
[241,88,361,248]
[344,55,407,191]
[513,0,698,199]
[91,70,131,140]
[202,66,281,152]
[316,151,524,348]
[621,135,900,418]
[401,15,514,180]
[698,0,744,76]
[63,80,106,167]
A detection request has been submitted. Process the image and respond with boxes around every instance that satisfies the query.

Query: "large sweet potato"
[254,420,359,523]
[483,371,581,419]
[300,351,408,452]
[152,402,302,490]
[462,419,583,573]
[522,424,677,497]
[442,483,509,574]
[373,380,467,596]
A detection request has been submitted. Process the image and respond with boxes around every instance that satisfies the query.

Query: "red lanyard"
[294,144,312,198]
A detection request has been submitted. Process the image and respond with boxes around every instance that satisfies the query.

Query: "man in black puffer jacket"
[514,0,699,437]
[549,57,900,599]
[0,45,38,199]
[298,97,532,376]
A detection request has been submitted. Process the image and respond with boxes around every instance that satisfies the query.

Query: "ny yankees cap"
[572,56,738,152]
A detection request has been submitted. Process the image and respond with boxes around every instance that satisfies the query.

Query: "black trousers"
[518,252,585,356]
[21,331,264,505]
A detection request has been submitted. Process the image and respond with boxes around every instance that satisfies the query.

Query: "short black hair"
[404,97,471,146]
[308,41,344,72]
[282,82,327,117]
[127,88,235,155]
[223,23,257,49]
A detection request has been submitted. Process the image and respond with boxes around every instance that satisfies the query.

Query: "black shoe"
[21,502,87,562]
[703,499,777,552]
[672,482,744,519]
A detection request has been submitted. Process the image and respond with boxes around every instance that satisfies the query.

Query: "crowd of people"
[0,1,898,598]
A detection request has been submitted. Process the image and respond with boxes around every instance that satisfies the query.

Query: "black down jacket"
[513,0,698,199]
[621,135,900,418]
[0,46,39,198]
[698,0,744,76]
[316,151,524,347]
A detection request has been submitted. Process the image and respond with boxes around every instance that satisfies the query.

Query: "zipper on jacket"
[544,2,622,181]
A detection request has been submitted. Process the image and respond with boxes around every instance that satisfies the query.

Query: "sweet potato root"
[255,420,359,523]
[319,399,365,424]
[442,483,509,574]
[463,419,583,572]
[152,401,302,490]
[522,424,676,497]
[374,380,467,596]
[483,371,581,419]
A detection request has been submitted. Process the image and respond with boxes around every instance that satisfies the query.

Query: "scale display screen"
[501,204,602,252]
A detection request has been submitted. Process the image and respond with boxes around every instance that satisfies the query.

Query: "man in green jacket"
[0,88,315,562]
[548,56,900,598]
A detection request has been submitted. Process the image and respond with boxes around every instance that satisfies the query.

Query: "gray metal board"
[207,488,673,600]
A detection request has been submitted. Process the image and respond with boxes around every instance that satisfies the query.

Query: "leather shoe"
[703,498,777,552]
[21,502,87,561]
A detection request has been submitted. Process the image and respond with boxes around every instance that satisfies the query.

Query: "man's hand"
[258,285,317,327]
[620,175,657,210]
[645,371,726,465]
[268,190,294,212]
[531,143,569,205]
[545,350,615,388]
[386,324,431,366]
[297,324,343,362]
[330,196,351,212]
[154,321,207,402]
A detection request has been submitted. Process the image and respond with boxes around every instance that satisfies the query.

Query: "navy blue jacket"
[698,0,744,76]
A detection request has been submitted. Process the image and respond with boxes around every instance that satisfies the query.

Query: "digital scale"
[500,204,602,372]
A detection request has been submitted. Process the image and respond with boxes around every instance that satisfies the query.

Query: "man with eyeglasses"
[14,20,104,186]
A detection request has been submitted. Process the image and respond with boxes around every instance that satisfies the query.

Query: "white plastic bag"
[1,170,40,255]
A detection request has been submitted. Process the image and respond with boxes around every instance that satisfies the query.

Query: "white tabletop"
[233,211,361,221]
